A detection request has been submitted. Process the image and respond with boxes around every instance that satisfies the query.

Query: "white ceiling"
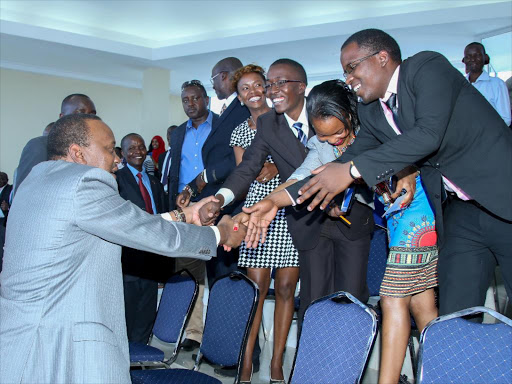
[1,0,511,94]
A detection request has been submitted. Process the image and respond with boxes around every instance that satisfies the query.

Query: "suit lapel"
[268,113,308,168]
[119,167,145,208]
[206,101,237,143]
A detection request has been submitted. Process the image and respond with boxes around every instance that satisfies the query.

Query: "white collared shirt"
[223,92,237,109]
[284,100,309,138]
[466,71,511,126]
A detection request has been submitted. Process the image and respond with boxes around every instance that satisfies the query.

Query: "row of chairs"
[127,267,512,384]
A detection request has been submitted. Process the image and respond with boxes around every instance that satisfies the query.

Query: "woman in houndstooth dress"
[230,119,299,269]
[229,64,299,383]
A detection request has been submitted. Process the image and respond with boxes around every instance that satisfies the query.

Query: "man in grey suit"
[0,114,245,384]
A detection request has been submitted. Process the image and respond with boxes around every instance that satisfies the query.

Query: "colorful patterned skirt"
[379,175,439,298]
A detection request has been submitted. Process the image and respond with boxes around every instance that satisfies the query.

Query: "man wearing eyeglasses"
[292,29,512,319]
[199,59,373,337]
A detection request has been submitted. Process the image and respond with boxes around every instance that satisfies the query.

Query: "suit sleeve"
[74,168,216,260]
[223,123,270,200]
[353,54,463,187]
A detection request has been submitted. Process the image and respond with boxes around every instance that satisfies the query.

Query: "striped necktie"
[294,122,308,146]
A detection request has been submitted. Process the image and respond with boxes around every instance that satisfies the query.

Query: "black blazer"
[0,183,12,226]
[116,166,170,281]
[222,109,373,250]
[13,135,48,197]
[282,51,511,246]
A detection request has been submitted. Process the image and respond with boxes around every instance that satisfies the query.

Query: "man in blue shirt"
[167,80,216,351]
[116,133,169,343]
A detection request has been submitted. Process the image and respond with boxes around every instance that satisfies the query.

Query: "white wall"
[0,68,188,179]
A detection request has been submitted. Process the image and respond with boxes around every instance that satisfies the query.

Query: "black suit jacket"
[116,166,170,281]
[13,135,48,197]
[0,184,12,226]
[223,109,372,250]
[291,51,512,244]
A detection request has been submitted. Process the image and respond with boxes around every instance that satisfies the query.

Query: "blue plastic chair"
[417,306,512,384]
[129,269,198,368]
[289,291,378,384]
[131,271,259,384]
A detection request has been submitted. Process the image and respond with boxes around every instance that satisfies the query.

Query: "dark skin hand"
[195,173,207,193]
[176,189,191,208]
[297,162,418,211]
[255,163,278,184]
[217,214,248,251]
[198,194,225,226]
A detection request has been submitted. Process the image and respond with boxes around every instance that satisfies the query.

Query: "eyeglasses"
[181,80,204,91]
[264,79,303,91]
[343,51,380,79]
[210,71,227,84]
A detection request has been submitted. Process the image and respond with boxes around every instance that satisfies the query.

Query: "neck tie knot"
[293,122,307,146]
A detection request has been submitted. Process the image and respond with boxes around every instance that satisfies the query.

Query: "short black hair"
[465,42,486,55]
[181,80,208,98]
[307,80,359,134]
[61,93,92,110]
[47,114,101,160]
[120,133,144,151]
[341,29,402,63]
[270,59,308,85]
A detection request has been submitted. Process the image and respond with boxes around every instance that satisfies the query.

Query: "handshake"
[174,195,248,250]
[195,195,281,249]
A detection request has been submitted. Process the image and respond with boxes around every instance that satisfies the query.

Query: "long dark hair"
[306,79,359,134]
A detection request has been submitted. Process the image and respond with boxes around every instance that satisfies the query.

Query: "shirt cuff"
[284,189,296,206]
[161,212,173,221]
[351,162,362,178]
[216,188,234,207]
[202,169,208,183]
[211,226,221,245]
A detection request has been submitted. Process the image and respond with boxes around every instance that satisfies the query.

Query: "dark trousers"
[438,198,512,315]
[123,278,158,344]
[297,219,371,330]
[206,246,240,289]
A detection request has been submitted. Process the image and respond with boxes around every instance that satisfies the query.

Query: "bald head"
[60,94,96,117]
[211,57,244,99]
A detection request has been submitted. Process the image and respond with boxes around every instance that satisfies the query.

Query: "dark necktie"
[385,93,401,130]
[137,173,154,214]
[220,103,227,115]
[294,122,308,146]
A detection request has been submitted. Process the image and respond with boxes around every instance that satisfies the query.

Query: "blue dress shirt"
[126,163,157,214]
[179,111,213,192]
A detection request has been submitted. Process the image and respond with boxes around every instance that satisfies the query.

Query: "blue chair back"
[366,223,388,297]
[198,271,259,370]
[152,270,198,343]
[417,307,512,384]
[290,291,378,384]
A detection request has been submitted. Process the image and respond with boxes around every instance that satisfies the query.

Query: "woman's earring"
[240,101,244,106]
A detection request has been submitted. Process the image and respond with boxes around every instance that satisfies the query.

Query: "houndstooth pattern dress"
[230,119,299,268]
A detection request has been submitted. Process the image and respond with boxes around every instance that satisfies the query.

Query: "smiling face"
[266,64,305,119]
[122,135,147,172]
[312,116,351,146]
[181,86,209,121]
[237,72,267,111]
[340,42,392,104]
[151,138,159,149]
[463,44,487,75]
[81,120,120,175]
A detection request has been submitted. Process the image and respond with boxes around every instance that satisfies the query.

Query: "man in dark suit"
[294,29,512,317]
[12,94,96,198]
[176,59,250,284]
[201,59,374,334]
[116,133,170,343]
